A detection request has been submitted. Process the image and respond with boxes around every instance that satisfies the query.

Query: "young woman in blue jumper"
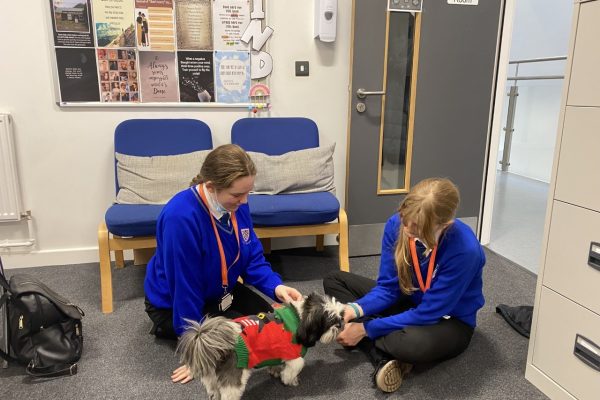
[144,144,302,384]
[323,178,485,393]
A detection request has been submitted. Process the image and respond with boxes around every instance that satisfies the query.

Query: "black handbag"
[0,257,84,377]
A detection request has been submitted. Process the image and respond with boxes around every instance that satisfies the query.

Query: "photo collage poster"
[49,0,255,105]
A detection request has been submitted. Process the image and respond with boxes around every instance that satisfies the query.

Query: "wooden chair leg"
[338,209,350,272]
[115,250,125,268]
[260,238,272,254]
[134,248,155,265]
[316,235,325,251]
[98,222,114,313]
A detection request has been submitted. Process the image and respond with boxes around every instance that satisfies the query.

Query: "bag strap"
[0,273,11,366]
[0,291,8,310]
[0,331,79,377]
[0,347,18,363]
[26,360,78,377]
[0,256,9,292]
[0,278,10,357]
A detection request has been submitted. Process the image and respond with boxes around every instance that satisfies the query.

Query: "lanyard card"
[219,292,233,312]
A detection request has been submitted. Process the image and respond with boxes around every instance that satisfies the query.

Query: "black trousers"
[144,284,274,340]
[323,271,474,365]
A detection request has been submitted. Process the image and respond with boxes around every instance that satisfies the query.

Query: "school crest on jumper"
[241,228,250,243]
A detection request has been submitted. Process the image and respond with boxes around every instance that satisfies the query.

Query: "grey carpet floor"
[0,247,547,400]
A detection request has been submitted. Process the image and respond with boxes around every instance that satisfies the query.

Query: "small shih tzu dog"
[177,292,345,400]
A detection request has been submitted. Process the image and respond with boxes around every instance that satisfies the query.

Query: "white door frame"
[479,0,517,245]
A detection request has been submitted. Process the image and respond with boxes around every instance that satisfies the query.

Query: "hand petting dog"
[336,322,367,347]
[275,284,303,303]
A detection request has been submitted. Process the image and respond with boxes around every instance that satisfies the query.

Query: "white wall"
[0,0,352,268]
[496,0,572,182]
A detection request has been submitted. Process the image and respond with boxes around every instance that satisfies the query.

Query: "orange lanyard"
[197,184,240,291]
[409,238,437,293]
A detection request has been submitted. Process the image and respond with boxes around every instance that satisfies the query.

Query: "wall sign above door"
[388,0,423,13]
[447,0,479,5]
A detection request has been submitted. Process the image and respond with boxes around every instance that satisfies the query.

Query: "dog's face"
[294,293,345,348]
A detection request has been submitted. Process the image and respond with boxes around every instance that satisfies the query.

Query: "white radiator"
[0,114,23,222]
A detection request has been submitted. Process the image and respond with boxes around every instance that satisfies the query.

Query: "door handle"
[356,88,386,99]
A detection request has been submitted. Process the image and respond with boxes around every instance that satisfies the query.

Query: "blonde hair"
[394,178,460,294]
[190,144,256,189]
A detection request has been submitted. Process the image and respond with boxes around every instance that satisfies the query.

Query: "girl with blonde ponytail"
[324,178,485,394]
[395,178,460,295]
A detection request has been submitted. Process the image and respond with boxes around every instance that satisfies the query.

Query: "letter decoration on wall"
[241,0,273,112]
[48,0,273,107]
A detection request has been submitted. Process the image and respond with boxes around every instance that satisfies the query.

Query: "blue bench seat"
[104,204,164,237]
[249,193,339,227]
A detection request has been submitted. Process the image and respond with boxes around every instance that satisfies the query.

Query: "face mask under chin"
[211,191,229,213]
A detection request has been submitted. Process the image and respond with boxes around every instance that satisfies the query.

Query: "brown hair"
[394,178,460,294]
[190,144,256,189]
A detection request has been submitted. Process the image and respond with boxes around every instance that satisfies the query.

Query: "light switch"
[295,61,309,77]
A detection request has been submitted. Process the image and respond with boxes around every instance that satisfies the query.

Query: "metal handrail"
[506,75,564,81]
[499,55,567,172]
[507,55,567,82]
[509,56,567,65]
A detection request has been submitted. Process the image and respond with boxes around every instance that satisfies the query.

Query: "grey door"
[346,0,504,256]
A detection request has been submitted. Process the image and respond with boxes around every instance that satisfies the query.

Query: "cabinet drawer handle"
[574,334,600,372]
[588,242,600,272]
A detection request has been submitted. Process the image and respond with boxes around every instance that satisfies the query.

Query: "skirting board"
[1,247,101,269]
[1,236,341,269]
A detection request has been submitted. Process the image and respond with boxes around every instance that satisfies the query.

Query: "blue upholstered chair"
[231,117,349,271]
[98,119,213,313]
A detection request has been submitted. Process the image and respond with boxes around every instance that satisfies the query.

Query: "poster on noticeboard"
[50,0,95,47]
[139,51,179,102]
[134,0,176,52]
[92,0,136,48]
[212,0,250,50]
[176,0,213,50]
[55,47,100,102]
[177,51,215,103]
[97,48,139,102]
[214,51,250,103]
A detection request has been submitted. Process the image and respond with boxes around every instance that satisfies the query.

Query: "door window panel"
[378,11,419,193]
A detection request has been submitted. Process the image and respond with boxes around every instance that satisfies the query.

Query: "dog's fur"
[177,292,345,400]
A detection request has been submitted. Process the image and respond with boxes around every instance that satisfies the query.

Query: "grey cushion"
[248,143,336,195]
[115,150,210,204]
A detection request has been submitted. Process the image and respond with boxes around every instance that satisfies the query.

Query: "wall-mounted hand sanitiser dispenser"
[314,0,337,42]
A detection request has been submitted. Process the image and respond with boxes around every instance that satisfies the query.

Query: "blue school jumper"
[357,215,486,339]
[144,186,282,336]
